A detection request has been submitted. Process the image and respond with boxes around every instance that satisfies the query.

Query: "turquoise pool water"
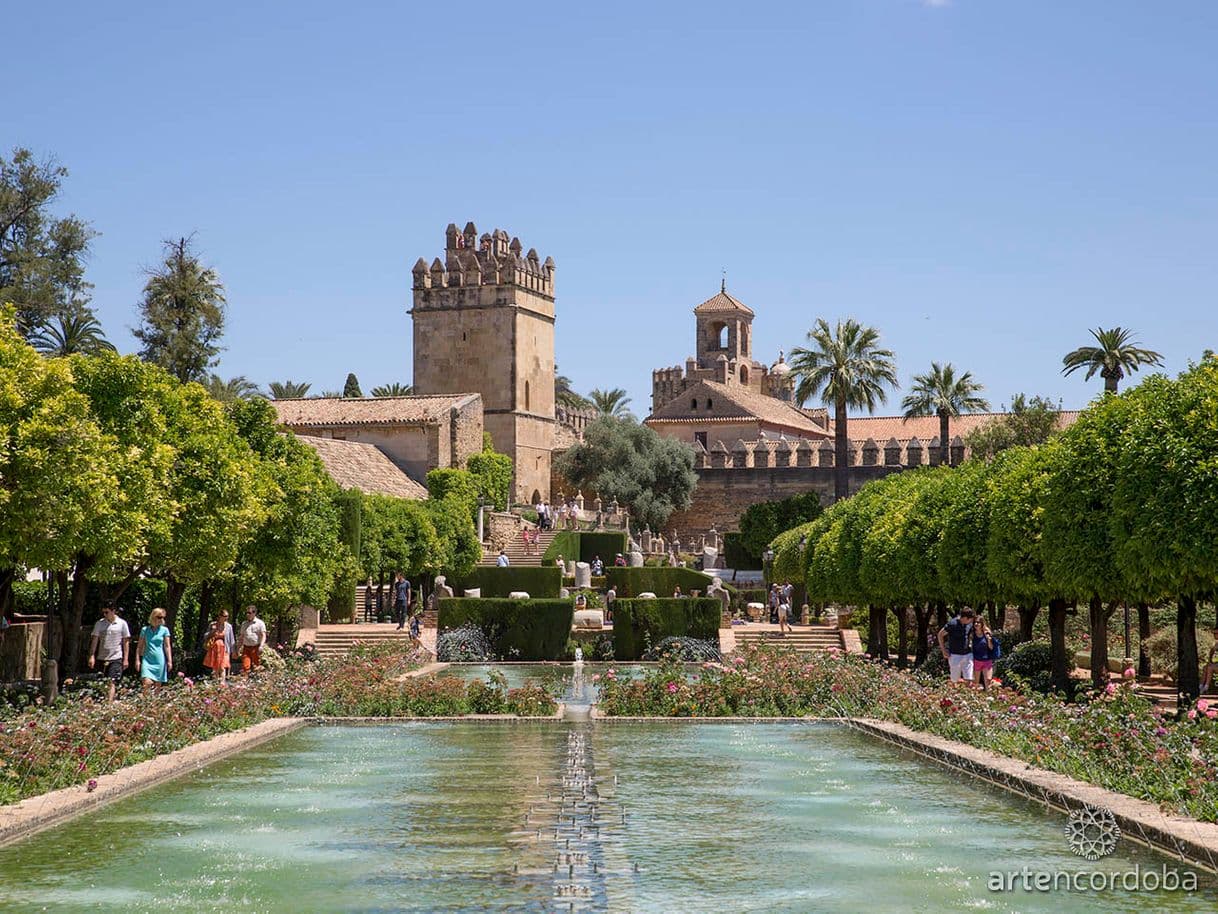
[0,723,1212,912]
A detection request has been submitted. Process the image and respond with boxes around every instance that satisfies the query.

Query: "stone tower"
[410,222,555,504]
[695,280,755,374]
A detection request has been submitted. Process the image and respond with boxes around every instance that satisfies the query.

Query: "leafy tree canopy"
[0,148,95,336]
[739,491,823,565]
[554,416,697,532]
[964,394,1060,459]
[343,372,362,398]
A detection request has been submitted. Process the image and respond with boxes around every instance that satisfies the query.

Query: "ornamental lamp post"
[763,546,775,584]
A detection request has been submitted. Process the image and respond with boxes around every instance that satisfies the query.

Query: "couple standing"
[202,606,267,683]
[937,607,1001,689]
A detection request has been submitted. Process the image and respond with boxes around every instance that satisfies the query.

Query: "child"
[972,616,1001,689]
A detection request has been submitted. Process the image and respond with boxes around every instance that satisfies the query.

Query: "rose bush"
[0,645,555,806]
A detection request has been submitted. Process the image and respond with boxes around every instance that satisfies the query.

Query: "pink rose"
[1187,709,1197,720]
[1123,668,1135,679]
[1197,699,1210,712]
[1207,710,1217,720]
[1104,683,1116,696]
[666,682,678,693]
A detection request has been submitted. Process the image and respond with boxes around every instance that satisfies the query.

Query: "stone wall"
[665,464,898,540]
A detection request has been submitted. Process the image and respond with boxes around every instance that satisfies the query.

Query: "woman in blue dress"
[137,607,173,688]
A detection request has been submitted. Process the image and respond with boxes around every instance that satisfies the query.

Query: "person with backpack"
[937,607,976,684]
[972,615,1001,689]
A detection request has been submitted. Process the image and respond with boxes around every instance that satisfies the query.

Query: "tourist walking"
[777,597,791,635]
[202,609,235,684]
[136,608,173,688]
[591,555,604,576]
[238,605,267,675]
[768,585,780,625]
[497,548,510,567]
[937,607,976,684]
[605,585,616,623]
[87,606,130,702]
[971,615,1001,689]
[393,572,412,629]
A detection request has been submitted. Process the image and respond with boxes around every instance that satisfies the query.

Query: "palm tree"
[555,366,591,410]
[901,362,989,466]
[319,390,343,398]
[30,308,116,356]
[789,318,898,501]
[370,382,413,397]
[203,374,263,402]
[267,380,311,399]
[1062,327,1163,393]
[589,387,632,419]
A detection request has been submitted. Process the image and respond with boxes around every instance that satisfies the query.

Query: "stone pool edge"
[0,717,307,849]
[851,718,1218,877]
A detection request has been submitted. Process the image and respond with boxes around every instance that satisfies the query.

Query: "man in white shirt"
[88,606,130,702]
[238,605,268,676]
[497,549,510,567]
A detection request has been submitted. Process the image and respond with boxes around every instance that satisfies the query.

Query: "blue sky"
[8,0,1217,413]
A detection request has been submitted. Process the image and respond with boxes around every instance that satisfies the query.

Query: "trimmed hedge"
[448,566,562,599]
[611,597,721,660]
[542,531,629,565]
[604,566,719,598]
[578,531,628,564]
[437,598,573,660]
[723,532,762,570]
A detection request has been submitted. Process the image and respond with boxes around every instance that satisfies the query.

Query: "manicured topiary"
[611,597,720,660]
[437,598,573,660]
[447,566,562,598]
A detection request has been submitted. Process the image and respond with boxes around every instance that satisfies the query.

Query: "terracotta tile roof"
[272,394,479,428]
[828,410,1082,442]
[692,288,755,317]
[645,380,830,436]
[297,436,428,500]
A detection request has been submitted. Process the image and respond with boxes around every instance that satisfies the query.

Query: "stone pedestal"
[574,562,592,588]
[629,551,644,567]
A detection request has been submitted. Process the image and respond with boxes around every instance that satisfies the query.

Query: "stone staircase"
[312,623,433,660]
[478,529,559,567]
[732,626,846,654]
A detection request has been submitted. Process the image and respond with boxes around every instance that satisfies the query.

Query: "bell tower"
[410,222,556,504]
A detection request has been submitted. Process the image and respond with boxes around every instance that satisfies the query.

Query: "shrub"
[448,566,562,598]
[542,530,580,564]
[541,531,629,565]
[1143,626,1217,681]
[612,597,720,660]
[723,532,759,570]
[437,598,573,660]
[467,448,512,512]
[604,567,719,599]
[999,639,1052,681]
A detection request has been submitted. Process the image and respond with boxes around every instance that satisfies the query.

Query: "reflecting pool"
[0,723,1213,912]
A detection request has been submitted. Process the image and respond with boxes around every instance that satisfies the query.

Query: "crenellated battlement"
[411,222,554,297]
[690,434,967,470]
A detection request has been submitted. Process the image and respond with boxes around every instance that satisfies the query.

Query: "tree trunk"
[1103,372,1118,394]
[1048,598,1070,692]
[913,603,932,667]
[1017,602,1040,641]
[892,605,908,669]
[164,578,187,635]
[0,567,14,619]
[1088,595,1110,689]
[875,605,889,662]
[935,601,948,630]
[834,393,848,501]
[939,409,950,466]
[866,605,881,656]
[63,555,93,678]
[1137,602,1151,678]
[1177,594,1200,705]
[49,571,69,663]
[986,600,1005,631]
[194,581,214,652]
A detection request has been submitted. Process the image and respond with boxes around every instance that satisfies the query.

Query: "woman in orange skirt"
[202,609,234,684]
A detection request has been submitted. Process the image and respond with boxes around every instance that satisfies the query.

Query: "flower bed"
[0,644,555,806]
[597,645,1218,823]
